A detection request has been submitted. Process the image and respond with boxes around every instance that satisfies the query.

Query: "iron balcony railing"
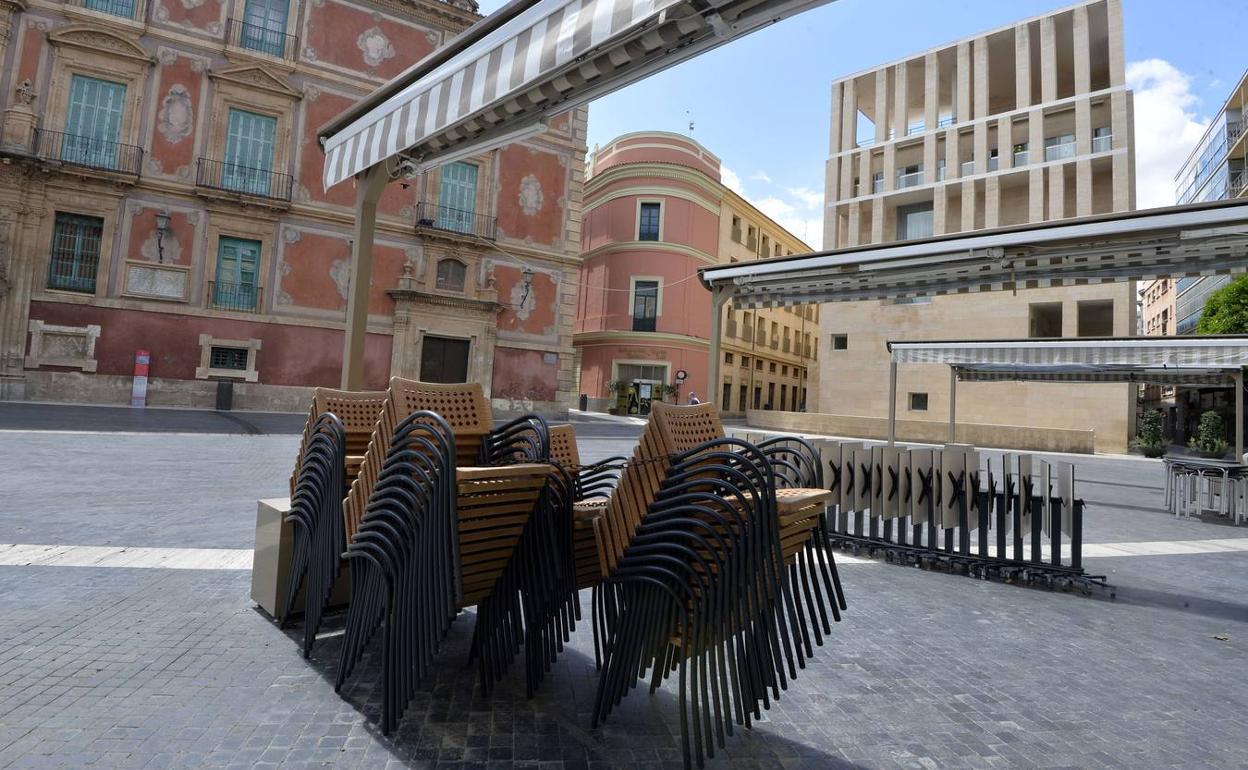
[413,201,497,240]
[196,158,293,202]
[1232,170,1248,197]
[67,0,145,21]
[226,17,299,60]
[208,281,262,313]
[34,129,143,176]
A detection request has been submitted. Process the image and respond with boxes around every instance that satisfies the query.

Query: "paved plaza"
[1,407,1246,769]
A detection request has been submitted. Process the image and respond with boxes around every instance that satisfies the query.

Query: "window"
[1013,142,1029,165]
[436,259,466,292]
[831,334,848,350]
[740,355,749,369]
[987,149,999,172]
[780,384,788,410]
[909,392,928,411]
[896,202,934,241]
[438,162,478,234]
[936,158,946,181]
[781,365,788,376]
[894,295,932,305]
[731,215,742,243]
[209,346,250,371]
[1077,300,1114,337]
[724,353,734,365]
[871,172,884,194]
[48,213,103,293]
[223,108,276,196]
[1092,126,1112,153]
[213,236,261,311]
[746,225,757,252]
[1044,133,1076,161]
[1029,302,1063,338]
[760,234,770,256]
[83,0,137,18]
[631,279,659,332]
[240,0,290,57]
[638,202,661,241]
[753,386,761,409]
[769,362,777,374]
[755,359,763,371]
[767,382,775,409]
[63,75,126,170]
[739,385,747,412]
[773,243,782,257]
[741,311,752,341]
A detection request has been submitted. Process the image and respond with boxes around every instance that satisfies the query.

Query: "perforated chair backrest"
[290,387,387,492]
[343,378,494,543]
[595,402,729,577]
[548,424,580,468]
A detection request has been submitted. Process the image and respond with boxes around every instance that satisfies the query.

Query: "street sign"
[131,349,150,407]
[675,369,688,381]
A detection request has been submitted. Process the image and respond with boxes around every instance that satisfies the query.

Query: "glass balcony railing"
[872,177,884,193]
[987,155,999,172]
[1044,141,1077,162]
[1092,133,1113,153]
[896,170,924,189]
[961,160,975,176]
[1014,150,1030,166]
[937,114,956,128]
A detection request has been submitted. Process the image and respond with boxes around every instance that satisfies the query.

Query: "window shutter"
[64,75,126,168]
[225,109,277,195]
[437,162,478,233]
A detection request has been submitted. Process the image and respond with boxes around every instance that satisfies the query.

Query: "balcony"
[66,0,145,21]
[196,158,293,202]
[961,160,975,176]
[1092,133,1113,153]
[1044,141,1077,162]
[896,170,924,189]
[1014,149,1030,166]
[34,129,143,176]
[226,17,299,61]
[208,281,262,313]
[937,114,956,128]
[1232,170,1248,197]
[414,201,497,241]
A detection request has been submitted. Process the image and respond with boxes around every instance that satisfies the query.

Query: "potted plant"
[604,380,627,415]
[662,383,679,403]
[1131,410,1166,458]
[1189,409,1230,458]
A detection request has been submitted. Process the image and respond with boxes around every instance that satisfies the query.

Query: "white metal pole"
[341,164,388,390]
[887,359,898,446]
[949,366,957,444]
[708,286,729,411]
[1236,369,1244,461]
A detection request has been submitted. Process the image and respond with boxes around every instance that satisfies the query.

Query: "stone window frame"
[25,320,100,372]
[203,218,275,315]
[629,275,664,318]
[424,155,492,220]
[434,257,467,293]
[223,0,299,64]
[44,26,155,151]
[204,66,301,183]
[37,201,121,299]
[195,333,261,382]
[635,198,663,242]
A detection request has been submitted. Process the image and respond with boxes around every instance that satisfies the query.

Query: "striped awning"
[888,337,1248,387]
[320,0,835,188]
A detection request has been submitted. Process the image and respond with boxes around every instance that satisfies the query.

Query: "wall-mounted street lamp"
[154,210,171,264]
[519,266,534,310]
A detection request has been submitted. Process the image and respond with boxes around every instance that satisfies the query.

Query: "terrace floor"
[0,405,1245,769]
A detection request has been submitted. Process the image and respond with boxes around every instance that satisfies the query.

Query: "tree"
[1196,275,1248,335]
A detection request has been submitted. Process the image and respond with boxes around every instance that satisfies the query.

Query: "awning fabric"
[887,337,1248,387]
[321,0,834,188]
[699,198,1248,309]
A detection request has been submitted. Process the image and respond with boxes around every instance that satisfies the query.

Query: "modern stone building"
[817,0,1138,453]
[575,132,818,416]
[0,0,587,415]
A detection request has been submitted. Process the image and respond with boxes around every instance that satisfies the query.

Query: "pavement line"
[2,538,1246,572]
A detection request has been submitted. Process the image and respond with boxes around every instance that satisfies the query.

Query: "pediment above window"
[47,25,153,64]
[209,65,302,100]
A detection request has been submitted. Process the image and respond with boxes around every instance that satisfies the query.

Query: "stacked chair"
[591,401,843,769]
[331,378,577,733]
[283,388,387,652]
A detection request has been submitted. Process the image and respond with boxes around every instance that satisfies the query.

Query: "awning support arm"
[949,366,957,444]
[887,358,898,446]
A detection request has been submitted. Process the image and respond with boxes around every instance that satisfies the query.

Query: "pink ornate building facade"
[576,132,818,415]
[0,0,586,415]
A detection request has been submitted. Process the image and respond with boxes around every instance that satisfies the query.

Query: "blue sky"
[479,0,1248,247]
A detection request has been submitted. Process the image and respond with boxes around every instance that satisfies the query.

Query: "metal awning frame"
[880,336,1248,457]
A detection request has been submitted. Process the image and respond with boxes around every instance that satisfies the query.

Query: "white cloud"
[1126,58,1210,209]
[786,186,823,210]
[720,166,744,194]
[749,171,772,183]
[754,196,796,220]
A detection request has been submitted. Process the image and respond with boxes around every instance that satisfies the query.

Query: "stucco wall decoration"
[156,85,194,145]
[357,26,394,68]
[518,174,543,216]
